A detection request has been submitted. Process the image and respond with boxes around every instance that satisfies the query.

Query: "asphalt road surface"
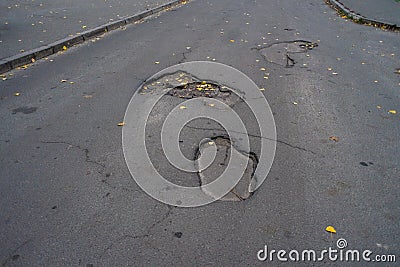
[0,0,173,59]
[1,0,399,266]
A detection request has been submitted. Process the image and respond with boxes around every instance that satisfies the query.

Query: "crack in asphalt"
[185,125,316,155]
[40,141,135,193]
[40,141,106,170]
[99,205,173,259]
[1,238,33,266]
[251,40,316,51]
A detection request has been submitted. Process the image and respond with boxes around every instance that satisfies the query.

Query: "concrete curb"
[0,0,186,74]
[325,0,400,31]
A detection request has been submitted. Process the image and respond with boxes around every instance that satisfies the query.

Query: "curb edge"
[0,0,185,75]
[325,0,400,31]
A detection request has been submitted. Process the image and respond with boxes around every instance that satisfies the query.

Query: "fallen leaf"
[14,92,20,96]
[117,122,125,127]
[260,67,266,71]
[229,39,235,43]
[260,88,265,91]
[62,46,67,51]
[69,81,74,84]
[329,136,339,142]
[326,226,336,234]
[60,79,67,83]
[388,110,397,115]
[83,94,93,99]
[179,105,187,110]
[208,141,215,145]
[376,105,382,109]
[293,102,298,105]
[31,58,35,63]
[155,61,160,64]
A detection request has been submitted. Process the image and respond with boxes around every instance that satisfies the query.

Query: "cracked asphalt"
[1,0,399,265]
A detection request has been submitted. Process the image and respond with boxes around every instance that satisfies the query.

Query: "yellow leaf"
[329,136,339,142]
[260,88,265,91]
[388,110,397,115]
[14,92,20,96]
[209,103,215,107]
[201,81,207,85]
[179,106,187,110]
[60,79,67,83]
[62,46,67,51]
[154,61,160,64]
[69,81,74,84]
[117,122,125,127]
[326,226,336,234]
[229,39,235,43]
[260,68,266,71]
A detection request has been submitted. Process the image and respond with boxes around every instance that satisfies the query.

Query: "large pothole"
[195,137,258,201]
[142,70,262,201]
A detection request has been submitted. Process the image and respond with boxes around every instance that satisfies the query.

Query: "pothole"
[167,81,230,99]
[195,137,258,202]
[258,40,318,67]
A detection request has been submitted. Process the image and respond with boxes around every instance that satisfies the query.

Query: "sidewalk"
[0,0,172,59]
[338,0,400,25]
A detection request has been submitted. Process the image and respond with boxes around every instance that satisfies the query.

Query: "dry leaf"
[388,110,397,115]
[60,79,67,83]
[229,39,235,43]
[329,136,339,142]
[326,226,336,234]
[179,106,187,110]
[154,61,160,64]
[62,46,67,51]
[117,122,125,127]
[14,92,20,96]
